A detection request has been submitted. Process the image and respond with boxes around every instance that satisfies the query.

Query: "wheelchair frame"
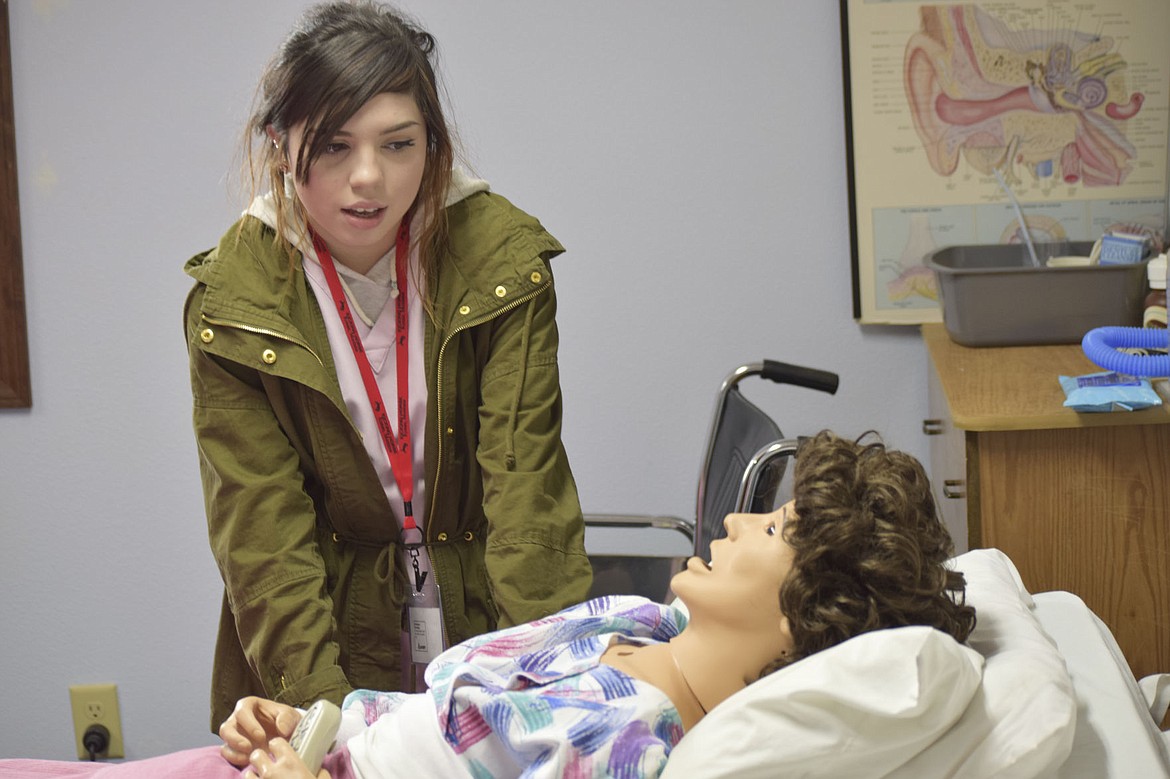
[584,360,838,601]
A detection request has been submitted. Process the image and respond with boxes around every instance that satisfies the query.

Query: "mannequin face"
[279,91,427,273]
[672,501,796,652]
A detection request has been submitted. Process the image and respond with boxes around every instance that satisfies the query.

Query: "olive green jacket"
[183,191,592,729]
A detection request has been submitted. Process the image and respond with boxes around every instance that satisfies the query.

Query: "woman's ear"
[266,125,290,174]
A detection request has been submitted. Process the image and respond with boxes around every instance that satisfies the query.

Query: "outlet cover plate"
[68,683,124,759]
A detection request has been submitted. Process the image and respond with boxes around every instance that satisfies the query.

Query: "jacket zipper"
[200,313,325,367]
[428,280,551,539]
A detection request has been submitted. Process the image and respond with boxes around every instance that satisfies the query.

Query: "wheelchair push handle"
[760,359,839,395]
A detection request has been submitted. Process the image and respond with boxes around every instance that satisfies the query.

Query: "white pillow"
[661,624,984,778]
[893,548,1077,777]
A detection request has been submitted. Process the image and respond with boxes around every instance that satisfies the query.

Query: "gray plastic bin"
[927,242,1149,347]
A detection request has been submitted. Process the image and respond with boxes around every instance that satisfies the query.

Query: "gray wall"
[0,1,930,760]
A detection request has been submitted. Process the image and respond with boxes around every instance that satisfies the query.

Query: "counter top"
[922,322,1170,431]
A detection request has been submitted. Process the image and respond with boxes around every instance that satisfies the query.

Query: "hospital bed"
[583,361,1170,778]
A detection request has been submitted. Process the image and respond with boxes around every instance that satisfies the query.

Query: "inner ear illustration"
[902,5,1142,187]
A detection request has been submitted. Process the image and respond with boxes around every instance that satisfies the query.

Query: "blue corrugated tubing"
[1081,327,1170,377]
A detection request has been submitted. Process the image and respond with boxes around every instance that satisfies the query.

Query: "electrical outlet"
[68,684,124,759]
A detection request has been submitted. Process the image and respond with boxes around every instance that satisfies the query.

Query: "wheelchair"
[584,359,839,602]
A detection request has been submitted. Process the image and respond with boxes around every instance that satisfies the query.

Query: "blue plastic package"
[1059,371,1162,412]
[1096,232,1148,265]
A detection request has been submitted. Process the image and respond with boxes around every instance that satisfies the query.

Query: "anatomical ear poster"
[841,0,1170,324]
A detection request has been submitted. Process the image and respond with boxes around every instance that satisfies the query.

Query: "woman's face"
[672,501,796,650]
[284,91,427,273]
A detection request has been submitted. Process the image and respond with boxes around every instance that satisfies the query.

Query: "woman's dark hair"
[242,1,454,297]
[762,430,976,676]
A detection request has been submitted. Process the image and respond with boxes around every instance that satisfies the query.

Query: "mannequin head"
[672,430,976,682]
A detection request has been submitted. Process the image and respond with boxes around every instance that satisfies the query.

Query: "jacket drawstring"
[374,542,408,611]
[504,300,536,470]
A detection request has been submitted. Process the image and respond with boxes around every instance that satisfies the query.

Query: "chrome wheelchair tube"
[583,513,696,542]
[734,438,801,515]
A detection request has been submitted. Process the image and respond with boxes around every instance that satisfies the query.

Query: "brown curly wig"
[761,430,976,678]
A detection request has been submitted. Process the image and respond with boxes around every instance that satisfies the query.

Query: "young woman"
[182,0,591,730]
[0,431,975,778]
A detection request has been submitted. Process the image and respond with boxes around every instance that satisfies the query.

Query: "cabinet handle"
[922,419,945,435]
[942,479,965,499]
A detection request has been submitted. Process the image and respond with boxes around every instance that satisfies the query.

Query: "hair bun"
[413,30,435,54]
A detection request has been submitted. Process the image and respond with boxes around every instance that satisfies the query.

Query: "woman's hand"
[243,737,331,779]
[219,696,302,767]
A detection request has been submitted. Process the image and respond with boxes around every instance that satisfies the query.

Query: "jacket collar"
[184,169,564,333]
[433,189,564,331]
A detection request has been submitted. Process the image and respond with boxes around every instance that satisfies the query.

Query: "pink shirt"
[302,248,430,531]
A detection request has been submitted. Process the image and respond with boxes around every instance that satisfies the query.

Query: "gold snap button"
[200,328,214,343]
[463,531,474,541]
[458,305,470,315]
[494,285,507,298]
[530,271,542,284]
[437,532,448,542]
[261,349,277,364]
[446,426,454,435]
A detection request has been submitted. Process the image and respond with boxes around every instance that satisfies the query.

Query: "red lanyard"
[310,221,418,532]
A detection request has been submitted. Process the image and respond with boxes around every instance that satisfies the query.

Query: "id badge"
[402,542,447,666]
[408,604,445,664]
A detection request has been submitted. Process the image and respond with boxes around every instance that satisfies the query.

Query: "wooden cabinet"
[923,322,1170,680]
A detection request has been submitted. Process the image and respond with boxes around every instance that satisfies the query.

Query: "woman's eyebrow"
[380,120,422,135]
[334,120,423,138]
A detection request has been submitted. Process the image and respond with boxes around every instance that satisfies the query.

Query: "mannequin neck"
[601,629,773,730]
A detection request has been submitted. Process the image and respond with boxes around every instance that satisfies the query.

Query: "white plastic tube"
[994,168,1041,268]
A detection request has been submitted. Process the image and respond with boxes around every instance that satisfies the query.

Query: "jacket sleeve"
[474,281,593,626]
[186,287,352,708]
